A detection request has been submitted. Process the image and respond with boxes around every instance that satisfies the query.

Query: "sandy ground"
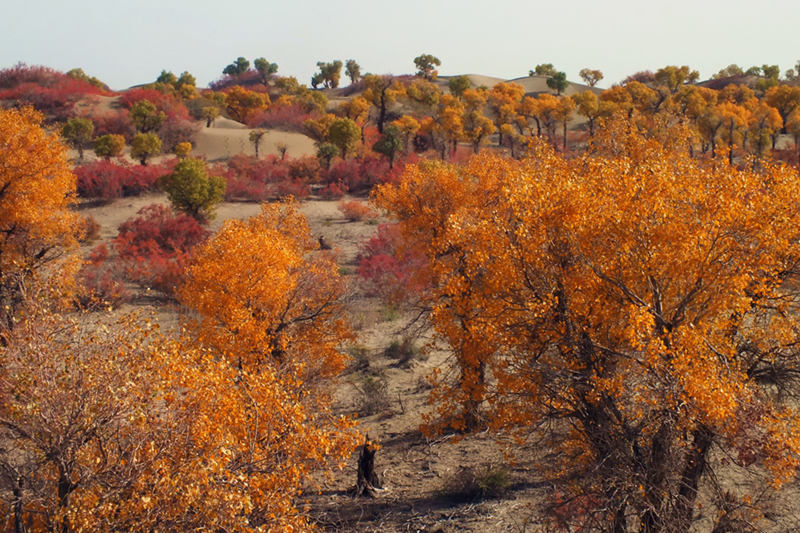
[194,116,317,161]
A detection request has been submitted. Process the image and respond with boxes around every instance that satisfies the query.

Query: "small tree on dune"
[130,132,161,165]
[61,117,94,160]
[93,133,125,159]
[249,128,267,158]
[159,158,225,222]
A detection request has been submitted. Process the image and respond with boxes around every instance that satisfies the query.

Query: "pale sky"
[2,0,799,91]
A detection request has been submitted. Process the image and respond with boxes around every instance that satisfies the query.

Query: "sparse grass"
[352,374,390,416]
[346,344,371,373]
[380,303,399,322]
[440,464,512,503]
[385,336,420,367]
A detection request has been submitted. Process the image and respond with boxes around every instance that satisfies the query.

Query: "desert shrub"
[352,374,391,416]
[357,223,429,305]
[79,215,101,243]
[119,88,189,120]
[91,110,136,141]
[441,465,511,502]
[346,344,371,373]
[338,200,377,222]
[113,204,209,295]
[0,64,108,120]
[247,103,316,132]
[384,337,419,367]
[93,133,125,159]
[288,156,321,180]
[318,181,348,199]
[323,154,410,195]
[77,243,131,307]
[74,160,174,200]
[208,70,262,91]
[221,155,313,202]
[158,116,200,151]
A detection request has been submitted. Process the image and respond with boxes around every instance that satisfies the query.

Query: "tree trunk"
[672,426,713,533]
[354,437,381,497]
[562,119,568,152]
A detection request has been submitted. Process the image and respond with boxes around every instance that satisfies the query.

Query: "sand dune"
[193,118,317,161]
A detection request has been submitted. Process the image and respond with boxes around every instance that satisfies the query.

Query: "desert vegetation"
[4,54,800,531]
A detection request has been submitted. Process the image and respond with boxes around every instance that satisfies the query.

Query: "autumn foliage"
[375,121,800,530]
[0,106,80,330]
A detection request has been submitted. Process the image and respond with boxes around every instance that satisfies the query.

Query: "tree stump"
[354,436,382,497]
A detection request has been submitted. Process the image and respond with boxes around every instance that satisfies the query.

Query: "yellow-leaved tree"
[178,201,360,529]
[0,106,80,333]
[374,119,800,531]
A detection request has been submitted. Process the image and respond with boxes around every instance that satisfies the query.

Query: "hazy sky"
[2,0,799,90]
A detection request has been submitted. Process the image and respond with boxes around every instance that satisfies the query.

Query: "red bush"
[221,155,313,201]
[323,154,411,195]
[80,204,209,300]
[0,64,108,120]
[119,88,189,120]
[356,223,428,304]
[74,160,176,200]
[78,243,131,307]
[338,200,378,221]
[92,110,136,141]
[318,181,348,199]
[114,204,209,295]
[247,103,315,132]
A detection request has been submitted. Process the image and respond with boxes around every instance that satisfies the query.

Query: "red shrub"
[78,243,131,307]
[338,200,378,222]
[323,155,409,195]
[92,109,136,141]
[0,64,108,120]
[74,160,175,200]
[318,181,348,199]
[356,223,428,304]
[113,204,209,296]
[221,155,312,201]
[119,88,189,120]
[247,103,315,131]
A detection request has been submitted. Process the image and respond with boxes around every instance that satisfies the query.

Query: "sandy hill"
[193,117,316,161]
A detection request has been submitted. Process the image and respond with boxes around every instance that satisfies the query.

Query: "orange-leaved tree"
[374,120,800,530]
[0,106,80,333]
[178,201,359,529]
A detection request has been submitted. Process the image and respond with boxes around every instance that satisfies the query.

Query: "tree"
[130,132,161,165]
[338,96,370,140]
[174,141,192,158]
[712,64,745,79]
[362,74,405,133]
[392,115,421,152]
[159,158,225,222]
[0,311,196,531]
[129,99,166,133]
[315,60,344,89]
[177,202,359,527]
[414,54,441,80]
[654,65,699,93]
[554,95,576,151]
[532,63,557,77]
[156,69,178,86]
[61,117,94,160]
[254,57,278,86]
[747,100,782,156]
[0,107,79,332]
[328,117,361,159]
[579,68,604,87]
[201,105,220,127]
[764,85,800,133]
[316,142,338,169]
[572,90,600,135]
[225,86,268,123]
[448,75,471,98]
[546,71,569,95]
[223,56,250,76]
[249,128,266,158]
[93,133,125,159]
[345,59,361,84]
[373,124,403,168]
[488,82,524,145]
[375,124,800,531]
